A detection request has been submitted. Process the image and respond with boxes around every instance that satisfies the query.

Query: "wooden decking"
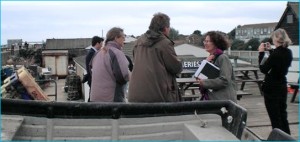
[237,82,299,139]
[43,78,299,140]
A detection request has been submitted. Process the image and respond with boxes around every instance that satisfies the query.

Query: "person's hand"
[196,77,204,86]
[265,42,271,50]
[206,55,215,62]
[258,43,265,52]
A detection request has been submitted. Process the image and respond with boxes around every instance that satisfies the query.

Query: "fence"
[225,50,259,66]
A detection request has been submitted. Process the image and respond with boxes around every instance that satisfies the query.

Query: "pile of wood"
[1,67,49,101]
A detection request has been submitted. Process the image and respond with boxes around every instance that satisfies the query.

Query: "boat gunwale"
[1,99,247,139]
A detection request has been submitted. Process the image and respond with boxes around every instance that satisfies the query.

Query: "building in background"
[235,22,277,42]
[275,2,299,45]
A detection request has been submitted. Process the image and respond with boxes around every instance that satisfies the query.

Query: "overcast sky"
[1,1,289,45]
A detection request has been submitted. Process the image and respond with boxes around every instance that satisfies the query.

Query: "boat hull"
[2,99,259,140]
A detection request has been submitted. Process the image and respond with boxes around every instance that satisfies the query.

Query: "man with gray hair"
[128,12,182,102]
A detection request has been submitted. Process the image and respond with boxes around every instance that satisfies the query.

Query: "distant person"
[82,36,104,93]
[196,31,237,103]
[128,12,182,102]
[258,28,292,134]
[90,27,129,102]
[24,41,29,50]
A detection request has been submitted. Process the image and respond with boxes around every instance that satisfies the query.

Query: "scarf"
[199,48,223,100]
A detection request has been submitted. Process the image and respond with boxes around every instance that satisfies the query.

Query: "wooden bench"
[182,94,201,101]
[186,86,199,95]
[236,90,252,100]
[182,90,252,101]
[236,79,264,96]
[235,73,245,78]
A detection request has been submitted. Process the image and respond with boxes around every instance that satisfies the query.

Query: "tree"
[245,38,260,51]
[192,30,202,36]
[169,27,179,41]
[231,39,245,50]
[261,37,272,44]
[227,28,236,40]
[17,48,36,67]
[34,48,43,66]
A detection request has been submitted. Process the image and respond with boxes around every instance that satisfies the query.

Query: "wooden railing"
[225,50,299,67]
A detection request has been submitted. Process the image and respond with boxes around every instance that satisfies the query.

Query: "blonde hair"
[271,28,292,47]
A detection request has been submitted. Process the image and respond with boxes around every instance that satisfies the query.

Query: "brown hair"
[203,31,229,51]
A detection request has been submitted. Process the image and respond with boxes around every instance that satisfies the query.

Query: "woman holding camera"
[258,28,293,134]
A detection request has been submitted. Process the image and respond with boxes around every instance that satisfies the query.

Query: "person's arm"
[258,43,275,74]
[109,50,129,85]
[201,55,231,90]
[160,41,182,75]
[85,50,94,77]
[125,55,133,72]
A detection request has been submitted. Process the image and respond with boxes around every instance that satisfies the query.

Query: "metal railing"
[36,79,57,101]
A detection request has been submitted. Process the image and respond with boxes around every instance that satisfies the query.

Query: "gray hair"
[105,27,124,45]
[271,28,292,47]
[149,12,170,32]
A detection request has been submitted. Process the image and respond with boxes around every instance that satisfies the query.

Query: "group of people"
[82,12,293,135]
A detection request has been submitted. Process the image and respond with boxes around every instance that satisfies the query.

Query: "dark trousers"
[263,85,291,134]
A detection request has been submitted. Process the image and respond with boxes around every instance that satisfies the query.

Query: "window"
[287,15,293,23]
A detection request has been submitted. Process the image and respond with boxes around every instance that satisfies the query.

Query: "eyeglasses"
[203,40,212,44]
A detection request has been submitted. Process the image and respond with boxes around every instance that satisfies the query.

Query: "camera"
[263,43,267,47]
[264,42,272,51]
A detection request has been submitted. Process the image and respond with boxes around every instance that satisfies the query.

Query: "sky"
[1,1,290,45]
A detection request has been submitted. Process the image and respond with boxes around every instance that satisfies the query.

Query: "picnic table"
[234,67,264,96]
[176,78,199,101]
[176,77,251,101]
[178,69,196,78]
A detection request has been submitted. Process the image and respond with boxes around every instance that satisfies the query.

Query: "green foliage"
[34,49,42,66]
[261,37,271,44]
[169,27,179,41]
[18,49,36,60]
[193,30,202,36]
[231,39,245,50]
[245,38,260,51]
[227,28,236,40]
[198,36,205,47]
